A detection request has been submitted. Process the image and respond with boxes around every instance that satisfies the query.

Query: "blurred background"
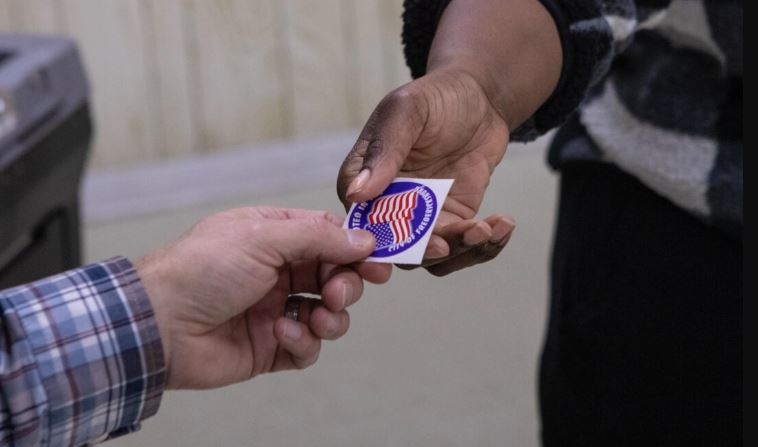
[1,0,410,169]
[0,1,558,445]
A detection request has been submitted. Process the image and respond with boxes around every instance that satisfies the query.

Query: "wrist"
[425,0,562,131]
[426,60,518,130]
[135,251,174,387]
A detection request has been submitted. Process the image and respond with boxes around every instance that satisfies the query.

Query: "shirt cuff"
[511,0,614,141]
[1,256,166,445]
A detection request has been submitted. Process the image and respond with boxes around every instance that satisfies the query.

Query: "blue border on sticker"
[346,181,438,258]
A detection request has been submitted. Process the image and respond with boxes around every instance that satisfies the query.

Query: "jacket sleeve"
[0,257,165,446]
[401,0,673,141]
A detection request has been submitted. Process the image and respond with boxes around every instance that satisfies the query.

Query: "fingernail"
[491,217,516,242]
[341,282,353,308]
[326,316,339,337]
[347,229,375,249]
[284,321,302,340]
[346,169,370,198]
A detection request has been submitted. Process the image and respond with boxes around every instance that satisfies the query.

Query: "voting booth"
[0,34,92,289]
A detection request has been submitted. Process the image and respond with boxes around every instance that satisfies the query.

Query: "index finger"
[239,207,345,226]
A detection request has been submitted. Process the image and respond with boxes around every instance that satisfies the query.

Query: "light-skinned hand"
[136,207,391,389]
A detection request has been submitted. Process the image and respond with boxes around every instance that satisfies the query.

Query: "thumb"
[263,218,376,265]
[337,87,428,205]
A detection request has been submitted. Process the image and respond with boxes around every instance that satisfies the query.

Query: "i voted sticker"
[344,178,454,264]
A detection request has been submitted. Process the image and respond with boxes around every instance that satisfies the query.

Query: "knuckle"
[245,221,267,239]
[349,136,371,157]
[305,215,331,233]
[378,84,425,120]
[386,84,419,104]
[365,138,385,160]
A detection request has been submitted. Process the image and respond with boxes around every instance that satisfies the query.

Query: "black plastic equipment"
[0,34,92,289]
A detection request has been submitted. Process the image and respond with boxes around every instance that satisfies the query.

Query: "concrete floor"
[87,141,559,447]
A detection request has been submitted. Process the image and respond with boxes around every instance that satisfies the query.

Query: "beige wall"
[0,0,410,169]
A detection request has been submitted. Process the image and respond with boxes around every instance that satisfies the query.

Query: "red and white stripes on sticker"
[367,189,419,244]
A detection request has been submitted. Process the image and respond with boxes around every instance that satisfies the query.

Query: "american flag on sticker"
[364,188,420,249]
[344,177,453,264]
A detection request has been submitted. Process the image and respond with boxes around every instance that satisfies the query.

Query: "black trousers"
[539,164,742,446]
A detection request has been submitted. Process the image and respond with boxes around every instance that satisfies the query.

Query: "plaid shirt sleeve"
[0,256,166,446]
